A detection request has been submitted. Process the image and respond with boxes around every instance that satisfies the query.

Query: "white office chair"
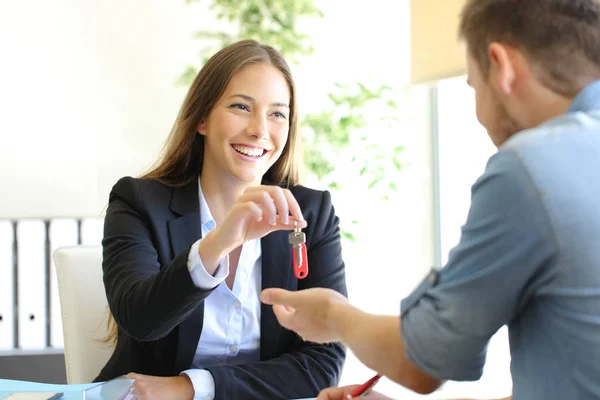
[53,245,114,384]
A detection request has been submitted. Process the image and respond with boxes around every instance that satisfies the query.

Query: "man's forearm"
[333,303,442,394]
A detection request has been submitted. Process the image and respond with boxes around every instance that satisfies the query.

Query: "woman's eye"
[231,103,249,111]
[272,111,287,119]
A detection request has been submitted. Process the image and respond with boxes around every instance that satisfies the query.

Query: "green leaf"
[386,99,398,109]
[393,159,403,171]
[393,145,405,154]
[368,177,382,189]
[341,231,355,242]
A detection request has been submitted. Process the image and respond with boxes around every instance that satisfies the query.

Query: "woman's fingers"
[281,188,304,223]
[232,201,264,222]
[239,186,304,226]
[239,189,277,224]
[269,186,290,225]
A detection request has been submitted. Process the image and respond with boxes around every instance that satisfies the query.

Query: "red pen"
[346,374,381,399]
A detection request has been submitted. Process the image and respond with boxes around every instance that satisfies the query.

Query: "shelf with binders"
[0,217,104,383]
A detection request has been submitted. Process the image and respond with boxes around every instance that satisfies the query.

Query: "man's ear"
[197,120,206,136]
[488,42,516,95]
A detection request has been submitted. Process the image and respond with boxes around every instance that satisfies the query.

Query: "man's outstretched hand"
[260,287,350,343]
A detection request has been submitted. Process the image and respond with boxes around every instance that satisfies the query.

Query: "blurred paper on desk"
[82,376,137,400]
[3,393,62,399]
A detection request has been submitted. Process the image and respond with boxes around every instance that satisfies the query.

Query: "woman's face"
[198,63,291,185]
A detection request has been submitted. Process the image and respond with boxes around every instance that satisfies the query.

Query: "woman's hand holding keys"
[199,185,307,273]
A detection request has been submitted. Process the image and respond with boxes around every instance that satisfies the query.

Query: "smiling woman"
[198,63,292,185]
[96,40,347,400]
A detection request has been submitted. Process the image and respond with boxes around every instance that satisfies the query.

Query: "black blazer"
[96,176,347,399]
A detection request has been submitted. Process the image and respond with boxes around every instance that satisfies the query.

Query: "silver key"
[288,222,306,268]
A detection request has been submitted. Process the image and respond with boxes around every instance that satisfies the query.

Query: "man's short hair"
[459,0,600,96]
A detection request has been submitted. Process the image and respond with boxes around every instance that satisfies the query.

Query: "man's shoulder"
[477,149,528,187]
[503,110,600,153]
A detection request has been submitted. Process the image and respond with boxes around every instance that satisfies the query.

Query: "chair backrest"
[53,245,114,384]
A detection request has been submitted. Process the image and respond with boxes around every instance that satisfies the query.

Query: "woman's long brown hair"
[102,40,302,347]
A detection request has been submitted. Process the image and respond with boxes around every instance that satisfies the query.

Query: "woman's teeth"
[233,145,264,157]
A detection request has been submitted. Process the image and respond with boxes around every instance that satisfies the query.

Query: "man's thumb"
[261,288,295,306]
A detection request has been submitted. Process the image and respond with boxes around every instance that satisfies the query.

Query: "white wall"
[0,0,222,218]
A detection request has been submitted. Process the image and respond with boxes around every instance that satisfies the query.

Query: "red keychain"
[289,221,308,279]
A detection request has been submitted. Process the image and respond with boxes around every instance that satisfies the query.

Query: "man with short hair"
[261,1,600,399]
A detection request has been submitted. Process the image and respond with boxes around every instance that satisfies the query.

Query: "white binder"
[0,221,15,350]
[16,219,47,350]
[49,218,79,348]
[81,217,104,246]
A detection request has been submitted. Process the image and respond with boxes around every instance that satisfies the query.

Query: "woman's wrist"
[198,228,234,275]
[178,375,195,400]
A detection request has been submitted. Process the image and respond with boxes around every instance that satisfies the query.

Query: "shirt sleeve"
[400,149,557,381]
[181,369,216,400]
[187,238,229,290]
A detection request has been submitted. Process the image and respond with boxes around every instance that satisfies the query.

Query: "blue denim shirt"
[401,80,600,399]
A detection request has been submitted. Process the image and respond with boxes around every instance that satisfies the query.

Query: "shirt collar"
[197,177,216,232]
[568,79,600,113]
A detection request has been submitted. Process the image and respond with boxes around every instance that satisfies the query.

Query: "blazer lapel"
[168,178,202,257]
[168,213,202,257]
[260,229,292,360]
[167,178,206,373]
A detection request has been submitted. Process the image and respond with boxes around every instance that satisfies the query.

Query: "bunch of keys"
[288,220,308,279]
